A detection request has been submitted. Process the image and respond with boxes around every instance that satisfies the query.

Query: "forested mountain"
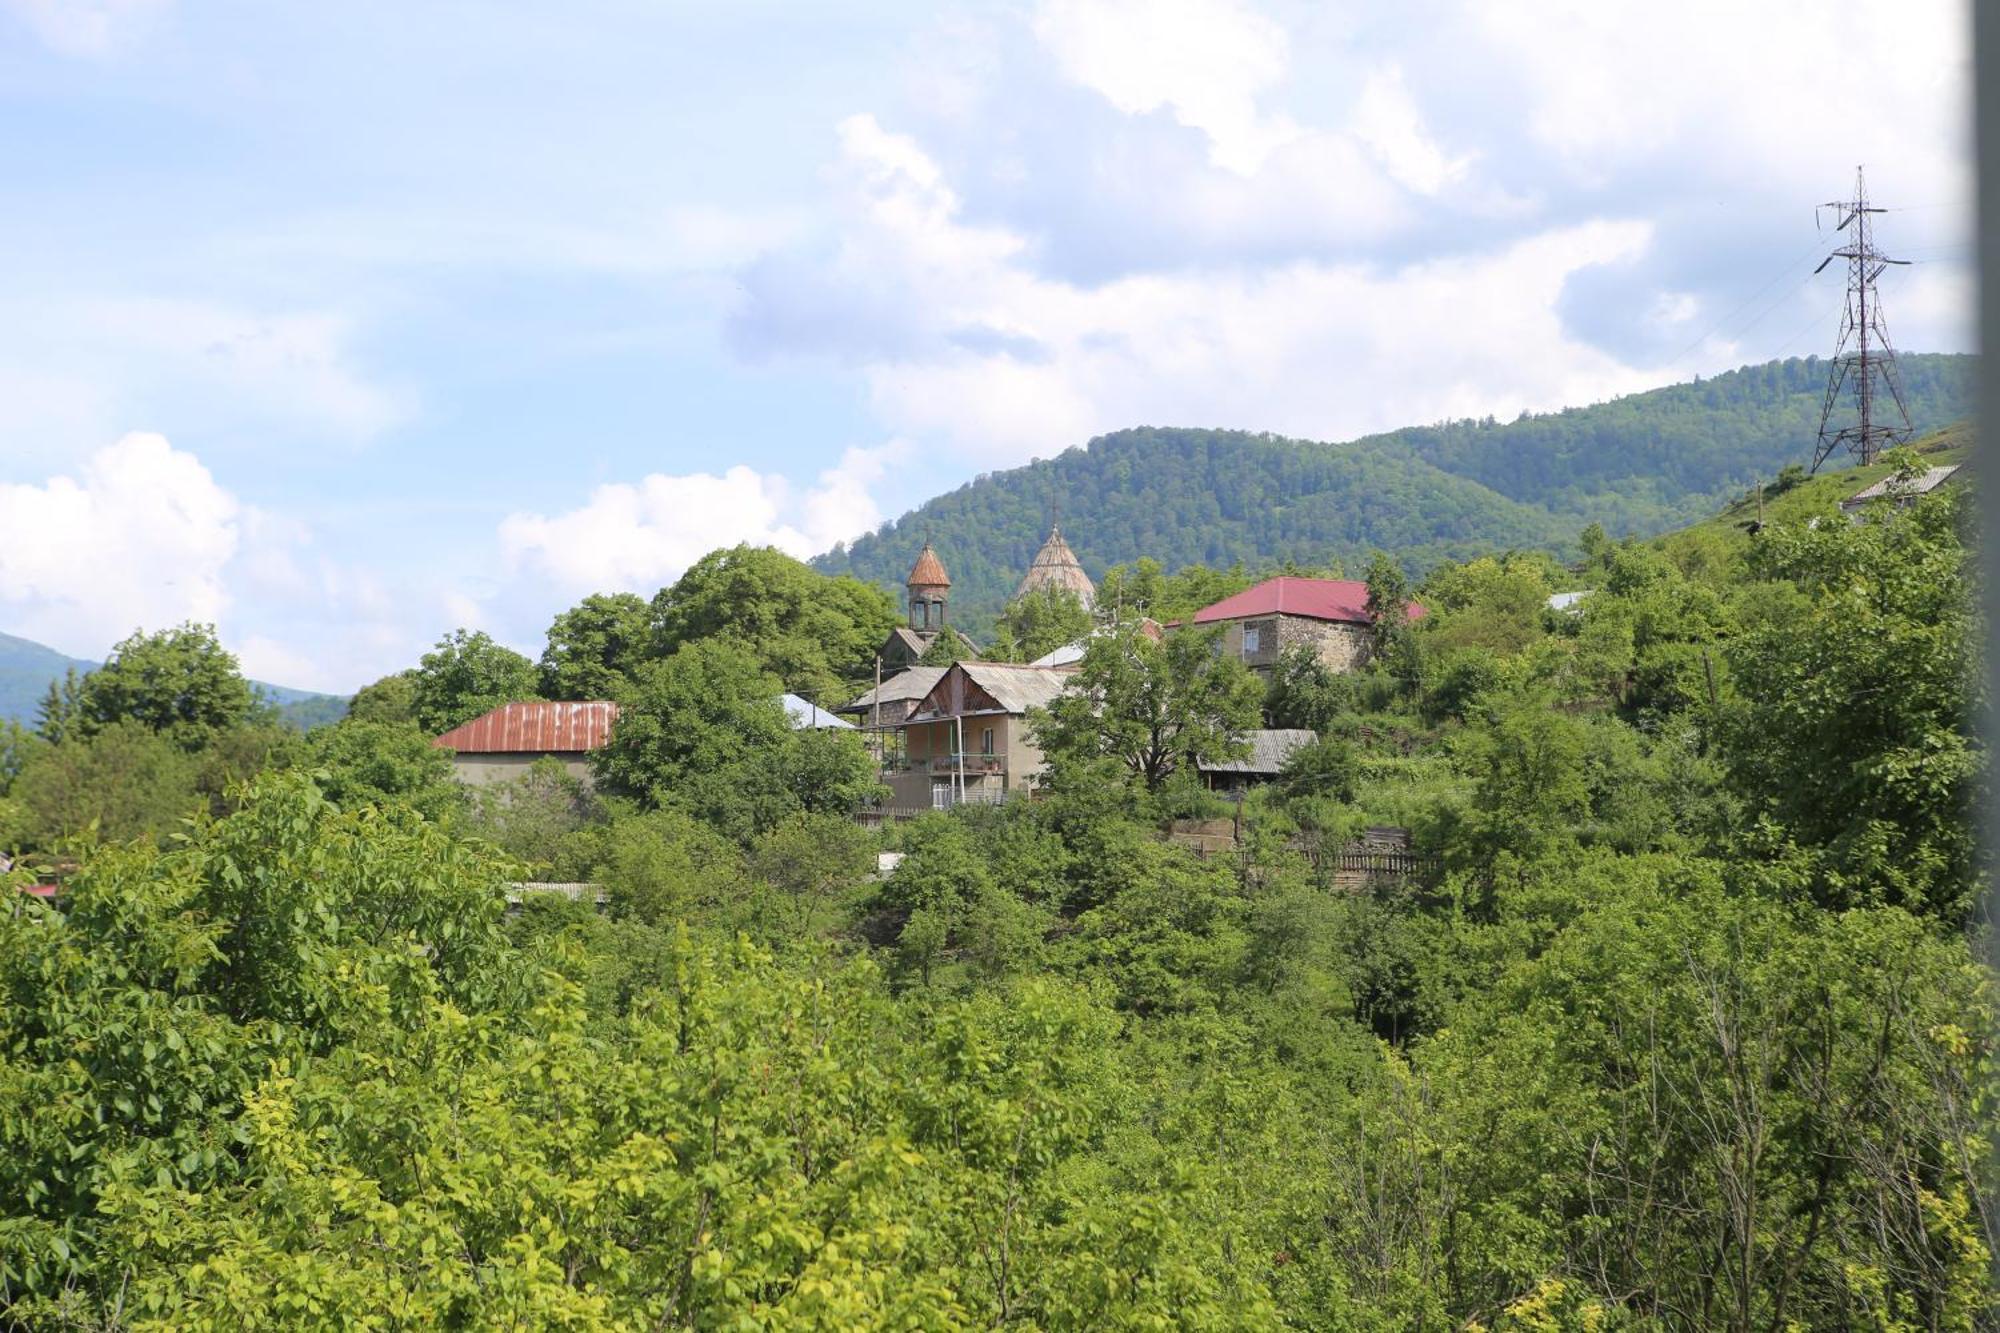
[814,352,1974,629]
[0,629,344,730]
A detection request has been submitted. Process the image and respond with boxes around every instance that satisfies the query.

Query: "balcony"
[894,753,1007,777]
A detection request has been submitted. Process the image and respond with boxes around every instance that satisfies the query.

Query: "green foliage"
[1097,557,1254,625]
[1035,623,1264,790]
[1262,643,1351,731]
[649,544,898,695]
[461,756,600,876]
[1726,488,1976,919]
[985,585,1094,662]
[592,639,786,807]
[74,623,254,751]
[0,719,202,848]
[539,592,651,700]
[343,669,418,725]
[292,718,464,823]
[411,629,540,733]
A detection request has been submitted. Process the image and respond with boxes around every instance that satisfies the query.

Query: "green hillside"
[0,630,347,730]
[813,353,1974,631]
[0,633,98,730]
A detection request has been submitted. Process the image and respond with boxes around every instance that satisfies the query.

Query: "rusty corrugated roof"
[906,542,951,588]
[432,700,620,753]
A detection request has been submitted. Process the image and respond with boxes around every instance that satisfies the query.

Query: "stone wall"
[1216,615,1373,674]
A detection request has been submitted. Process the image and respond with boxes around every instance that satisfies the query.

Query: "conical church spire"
[1014,523,1096,609]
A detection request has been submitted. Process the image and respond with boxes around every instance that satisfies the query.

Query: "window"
[980,726,994,755]
[1241,625,1262,656]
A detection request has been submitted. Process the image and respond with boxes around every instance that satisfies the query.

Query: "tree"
[1725,489,1976,919]
[986,586,1093,663]
[539,592,651,700]
[462,756,601,874]
[294,719,464,823]
[345,670,419,725]
[650,545,898,695]
[588,632,784,808]
[35,667,84,744]
[1033,623,1262,790]
[1263,643,1350,732]
[4,719,202,846]
[1363,552,1415,670]
[410,630,540,734]
[751,812,874,938]
[75,623,254,750]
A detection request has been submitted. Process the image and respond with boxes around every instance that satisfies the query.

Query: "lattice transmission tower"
[1810,166,1912,472]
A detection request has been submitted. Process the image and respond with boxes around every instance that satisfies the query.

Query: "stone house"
[1190,576,1426,675]
[432,700,620,786]
[885,661,1069,809]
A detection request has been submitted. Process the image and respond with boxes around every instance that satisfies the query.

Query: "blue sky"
[0,0,1973,691]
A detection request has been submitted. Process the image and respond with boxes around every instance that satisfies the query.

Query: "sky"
[0,0,1974,692]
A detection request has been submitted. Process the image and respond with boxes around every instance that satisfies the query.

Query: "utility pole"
[1811,166,1913,471]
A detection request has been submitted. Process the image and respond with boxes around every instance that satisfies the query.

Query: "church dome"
[1014,524,1095,609]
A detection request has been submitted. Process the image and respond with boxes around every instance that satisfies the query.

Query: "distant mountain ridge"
[812,353,1974,630]
[0,630,346,730]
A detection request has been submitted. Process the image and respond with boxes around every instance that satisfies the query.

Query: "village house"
[1190,576,1426,675]
[886,660,1069,809]
[432,699,620,786]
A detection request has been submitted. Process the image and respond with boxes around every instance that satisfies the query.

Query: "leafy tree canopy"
[650,545,898,695]
[539,591,651,701]
[411,629,540,734]
[75,623,254,750]
[1034,623,1263,790]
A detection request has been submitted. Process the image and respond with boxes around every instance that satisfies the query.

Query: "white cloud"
[1351,65,1473,197]
[1033,0,1296,173]
[745,110,1661,471]
[0,296,404,460]
[499,443,900,596]
[1470,0,1970,204]
[0,433,238,656]
[2,0,166,57]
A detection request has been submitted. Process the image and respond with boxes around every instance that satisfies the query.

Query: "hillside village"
[431,520,1428,827]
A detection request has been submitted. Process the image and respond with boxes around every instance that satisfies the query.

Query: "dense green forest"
[814,353,1974,631]
[0,441,1987,1328]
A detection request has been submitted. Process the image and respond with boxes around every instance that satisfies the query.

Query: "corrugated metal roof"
[958,662,1071,714]
[1841,463,1962,507]
[782,693,856,729]
[433,700,620,753]
[1197,728,1318,775]
[908,662,1071,719]
[842,666,949,713]
[1191,576,1426,626]
[906,542,951,588]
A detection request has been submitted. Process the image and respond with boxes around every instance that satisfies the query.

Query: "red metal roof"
[1190,576,1427,626]
[432,700,621,753]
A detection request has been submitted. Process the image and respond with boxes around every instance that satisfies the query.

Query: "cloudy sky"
[0,0,1973,691]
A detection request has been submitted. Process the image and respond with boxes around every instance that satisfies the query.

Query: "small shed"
[1197,728,1318,791]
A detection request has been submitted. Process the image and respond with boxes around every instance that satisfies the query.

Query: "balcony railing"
[894,753,1007,776]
